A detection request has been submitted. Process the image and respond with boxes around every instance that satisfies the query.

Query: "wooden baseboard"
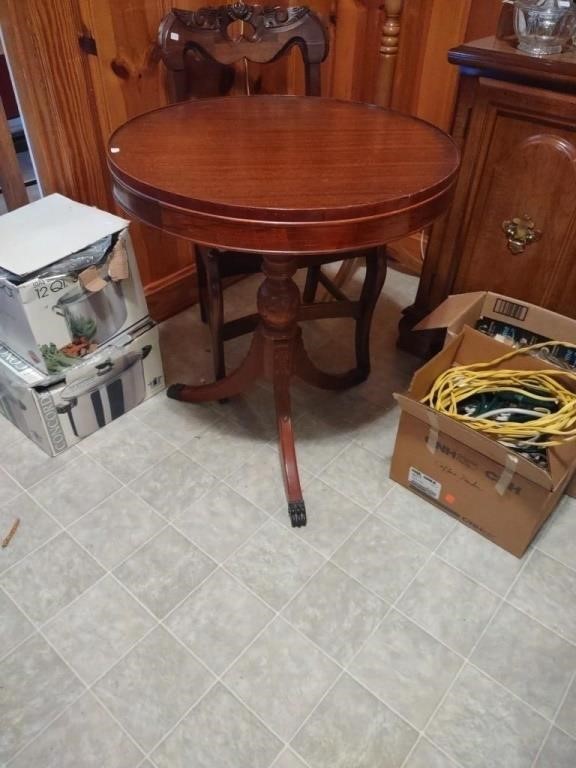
[145,265,198,323]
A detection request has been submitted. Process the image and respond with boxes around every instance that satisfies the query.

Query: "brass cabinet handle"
[502,215,542,255]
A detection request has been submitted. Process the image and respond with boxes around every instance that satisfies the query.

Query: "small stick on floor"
[1,518,20,548]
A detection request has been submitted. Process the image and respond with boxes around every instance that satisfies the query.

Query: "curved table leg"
[167,333,264,403]
[273,342,306,527]
[294,337,367,390]
[258,254,307,526]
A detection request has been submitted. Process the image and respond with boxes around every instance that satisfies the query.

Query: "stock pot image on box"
[56,344,152,437]
[53,278,128,347]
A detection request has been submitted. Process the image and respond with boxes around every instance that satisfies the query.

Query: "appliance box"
[390,327,576,558]
[0,194,149,375]
[0,321,164,456]
[415,291,576,499]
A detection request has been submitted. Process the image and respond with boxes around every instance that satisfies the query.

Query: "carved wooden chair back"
[158,3,328,99]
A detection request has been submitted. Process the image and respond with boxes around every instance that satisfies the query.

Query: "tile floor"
[1,267,576,767]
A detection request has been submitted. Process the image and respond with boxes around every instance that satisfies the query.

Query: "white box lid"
[0,194,128,277]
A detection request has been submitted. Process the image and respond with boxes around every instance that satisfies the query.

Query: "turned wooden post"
[374,0,404,107]
[0,94,27,211]
[325,0,404,298]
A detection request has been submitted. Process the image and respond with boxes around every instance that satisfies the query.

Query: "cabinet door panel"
[453,79,576,317]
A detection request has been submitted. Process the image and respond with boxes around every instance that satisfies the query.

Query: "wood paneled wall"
[0,0,110,208]
[392,0,503,131]
[1,0,402,320]
[0,92,27,210]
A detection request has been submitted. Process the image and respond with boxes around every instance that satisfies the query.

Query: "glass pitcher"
[514,0,576,56]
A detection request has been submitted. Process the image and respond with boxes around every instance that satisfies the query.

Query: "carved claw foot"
[288,501,307,527]
[166,383,186,400]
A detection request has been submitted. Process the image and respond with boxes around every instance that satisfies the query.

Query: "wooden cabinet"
[400,37,576,354]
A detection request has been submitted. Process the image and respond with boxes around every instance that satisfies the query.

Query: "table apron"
[113,183,455,255]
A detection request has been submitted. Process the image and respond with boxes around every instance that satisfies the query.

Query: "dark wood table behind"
[108,95,459,526]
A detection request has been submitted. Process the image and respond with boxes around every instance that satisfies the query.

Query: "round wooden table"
[108,95,459,526]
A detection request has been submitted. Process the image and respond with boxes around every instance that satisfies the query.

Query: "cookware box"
[0,321,164,456]
[0,194,149,375]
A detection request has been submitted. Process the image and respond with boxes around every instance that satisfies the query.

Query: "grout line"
[3,504,269,764]
[0,508,64,580]
[530,669,576,768]
[130,402,222,451]
[7,471,568,768]
[399,546,539,768]
[3,477,323,766]
[269,747,315,768]
[4,445,554,765]
[120,427,401,760]
[262,481,576,661]
[1,450,222,584]
[0,441,84,495]
[432,551,576,649]
[3,456,327,764]
[25,450,122,500]
[4,451,576,751]
[136,525,335,762]
[286,505,458,763]
[531,544,576,576]
[2,603,148,767]
[4,686,93,766]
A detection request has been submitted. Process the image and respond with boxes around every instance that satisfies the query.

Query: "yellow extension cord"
[422,341,576,448]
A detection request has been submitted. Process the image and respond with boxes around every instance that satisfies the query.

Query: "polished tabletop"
[108,96,459,253]
[107,95,460,524]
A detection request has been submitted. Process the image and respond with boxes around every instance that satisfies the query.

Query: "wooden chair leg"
[202,248,227,382]
[317,258,358,302]
[355,246,388,377]
[302,265,321,304]
[195,245,209,324]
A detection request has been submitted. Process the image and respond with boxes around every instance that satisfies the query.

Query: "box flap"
[414,293,487,332]
[0,194,128,277]
[480,292,576,345]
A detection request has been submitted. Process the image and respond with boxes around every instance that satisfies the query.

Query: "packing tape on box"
[426,411,440,454]
[495,453,519,496]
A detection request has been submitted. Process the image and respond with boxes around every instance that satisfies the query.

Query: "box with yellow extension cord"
[413,291,576,500]
[390,327,576,557]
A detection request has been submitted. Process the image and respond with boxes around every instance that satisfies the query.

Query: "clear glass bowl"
[514,0,576,56]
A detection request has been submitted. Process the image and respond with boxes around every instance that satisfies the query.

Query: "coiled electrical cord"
[422,341,576,448]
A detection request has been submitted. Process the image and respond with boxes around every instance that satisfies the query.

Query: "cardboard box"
[416,291,576,357]
[0,194,149,375]
[0,320,164,456]
[390,327,576,557]
[416,291,576,498]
